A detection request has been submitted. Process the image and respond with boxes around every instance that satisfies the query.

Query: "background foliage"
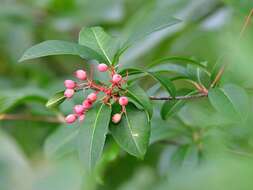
[1,0,253,190]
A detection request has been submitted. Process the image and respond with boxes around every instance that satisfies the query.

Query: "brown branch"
[149,93,207,100]
[0,94,208,123]
[0,114,64,123]
[210,64,226,88]
[210,8,253,88]
[239,8,253,38]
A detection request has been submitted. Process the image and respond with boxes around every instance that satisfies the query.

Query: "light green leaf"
[126,83,153,119]
[46,91,66,109]
[150,116,186,144]
[78,103,111,171]
[79,26,119,65]
[19,40,104,62]
[208,84,249,121]
[121,5,181,49]
[44,124,79,159]
[161,91,197,120]
[170,145,199,169]
[110,103,150,158]
[0,88,47,113]
[186,65,211,87]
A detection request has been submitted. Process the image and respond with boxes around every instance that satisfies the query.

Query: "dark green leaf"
[126,83,153,119]
[120,64,188,77]
[78,103,111,171]
[119,68,143,77]
[79,27,119,65]
[46,91,66,109]
[149,56,207,68]
[120,68,176,97]
[19,40,104,62]
[149,72,176,97]
[110,103,150,158]
[208,84,249,121]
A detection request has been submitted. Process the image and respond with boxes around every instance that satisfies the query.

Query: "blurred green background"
[1,0,253,190]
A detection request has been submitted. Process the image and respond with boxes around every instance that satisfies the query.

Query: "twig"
[0,114,64,123]
[149,93,207,100]
[210,64,226,88]
[0,94,207,123]
[239,8,253,39]
[210,8,253,87]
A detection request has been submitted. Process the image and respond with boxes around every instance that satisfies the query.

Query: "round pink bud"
[65,114,77,124]
[79,114,85,122]
[112,74,122,83]
[87,93,97,102]
[75,70,87,80]
[74,105,85,114]
[64,89,75,98]
[82,99,92,109]
[112,113,122,124]
[119,96,128,106]
[64,80,76,89]
[97,63,108,72]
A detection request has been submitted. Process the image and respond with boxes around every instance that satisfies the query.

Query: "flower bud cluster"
[64,64,128,124]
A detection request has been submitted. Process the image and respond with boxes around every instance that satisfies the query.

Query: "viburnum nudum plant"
[19,9,250,172]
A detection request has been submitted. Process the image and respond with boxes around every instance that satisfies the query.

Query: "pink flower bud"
[79,114,85,122]
[74,105,85,114]
[82,99,92,109]
[112,74,122,83]
[64,89,75,98]
[119,96,128,106]
[87,92,97,102]
[64,80,76,89]
[97,63,108,72]
[75,69,87,80]
[112,113,122,124]
[65,114,77,124]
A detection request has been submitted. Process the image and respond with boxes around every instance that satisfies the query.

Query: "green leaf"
[150,116,186,144]
[79,27,119,65]
[110,103,150,158]
[46,91,66,109]
[19,40,104,62]
[78,103,111,171]
[161,91,197,120]
[186,65,211,87]
[149,72,176,97]
[120,64,188,77]
[208,84,249,121]
[119,68,143,77]
[121,5,181,49]
[148,64,188,76]
[44,124,79,159]
[170,145,199,169]
[149,56,207,68]
[120,68,176,97]
[126,83,153,119]
[0,88,47,113]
